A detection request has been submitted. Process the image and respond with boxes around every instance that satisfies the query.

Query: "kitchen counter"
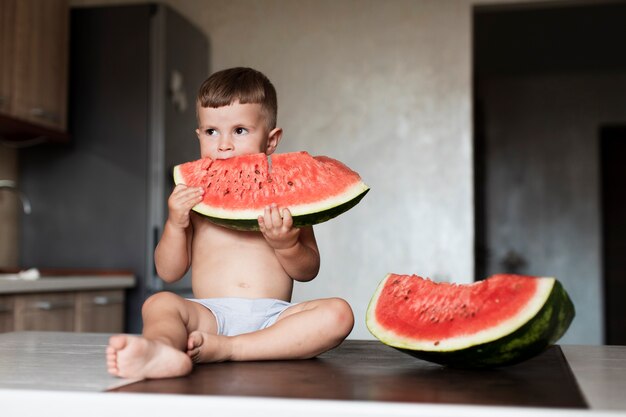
[0,273,135,294]
[0,332,625,417]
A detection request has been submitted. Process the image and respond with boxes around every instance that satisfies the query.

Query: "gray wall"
[70,0,476,340]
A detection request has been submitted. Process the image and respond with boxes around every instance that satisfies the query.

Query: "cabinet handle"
[29,107,60,124]
[33,300,73,311]
[92,296,123,306]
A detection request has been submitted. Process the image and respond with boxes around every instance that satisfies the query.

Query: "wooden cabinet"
[0,0,15,116]
[75,290,125,333]
[0,0,69,133]
[14,292,75,331]
[0,289,126,333]
[0,295,14,332]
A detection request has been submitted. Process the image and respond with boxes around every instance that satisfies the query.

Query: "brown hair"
[197,67,278,129]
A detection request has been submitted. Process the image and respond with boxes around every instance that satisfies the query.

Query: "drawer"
[13,292,75,331]
[0,295,14,332]
[75,290,125,333]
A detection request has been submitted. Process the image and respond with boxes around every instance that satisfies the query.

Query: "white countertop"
[0,274,135,293]
[0,332,625,417]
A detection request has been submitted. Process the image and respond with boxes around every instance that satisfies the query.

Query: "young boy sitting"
[106,67,355,379]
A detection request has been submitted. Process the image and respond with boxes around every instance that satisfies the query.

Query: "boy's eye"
[205,128,217,136]
[235,127,248,135]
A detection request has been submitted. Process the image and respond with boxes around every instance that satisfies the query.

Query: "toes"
[108,334,128,350]
[187,331,202,349]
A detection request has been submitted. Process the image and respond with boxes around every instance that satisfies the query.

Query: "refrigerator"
[19,4,209,333]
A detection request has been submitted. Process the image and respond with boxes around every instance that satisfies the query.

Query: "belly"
[189,219,294,300]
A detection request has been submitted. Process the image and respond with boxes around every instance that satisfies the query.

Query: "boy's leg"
[187,297,354,362]
[107,292,217,379]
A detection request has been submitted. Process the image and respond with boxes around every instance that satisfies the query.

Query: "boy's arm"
[274,225,320,281]
[155,184,203,282]
[154,219,193,282]
[258,204,320,282]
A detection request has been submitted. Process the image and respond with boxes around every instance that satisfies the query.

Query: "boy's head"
[195,67,282,160]
[197,67,277,130]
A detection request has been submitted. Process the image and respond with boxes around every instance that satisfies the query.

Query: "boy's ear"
[265,127,283,155]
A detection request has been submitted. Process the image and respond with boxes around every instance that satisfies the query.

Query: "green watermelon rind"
[194,186,369,231]
[366,276,575,369]
[173,163,369,231]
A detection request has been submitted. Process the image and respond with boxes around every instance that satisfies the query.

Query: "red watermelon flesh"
[373,274,540,344]
[173,152,369,230]
[366,273,575,367]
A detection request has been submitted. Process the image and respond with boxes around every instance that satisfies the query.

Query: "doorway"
[473,1,626,344]
[601,126,626,345]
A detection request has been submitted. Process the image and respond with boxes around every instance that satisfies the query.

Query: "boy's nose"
[218,137,234,151]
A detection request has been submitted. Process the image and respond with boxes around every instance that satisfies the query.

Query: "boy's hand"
[168,184,204,228]
[258,204,300,250]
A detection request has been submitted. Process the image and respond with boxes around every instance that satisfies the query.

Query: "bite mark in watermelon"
[173,152,369,231]
[366,273,575,368]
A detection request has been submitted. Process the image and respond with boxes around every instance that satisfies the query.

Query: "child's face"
[195,101,281,160]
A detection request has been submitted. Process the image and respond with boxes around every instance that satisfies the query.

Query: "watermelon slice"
[366,273,575,368]
[173,152,369,231]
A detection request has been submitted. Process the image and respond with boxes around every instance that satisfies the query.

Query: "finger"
[263,205,274,228]
[270,204,283,227]
[281,208,293,229]
[175,187,203,202]
[257,215,266,231]
[172,187,201,202]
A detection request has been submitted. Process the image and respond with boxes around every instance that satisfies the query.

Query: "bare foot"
[107,334,192,379]
[187,331,232,363]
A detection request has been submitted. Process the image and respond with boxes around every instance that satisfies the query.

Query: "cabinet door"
[75,290,125,333]
[0,295,14,332]
[13,292,75,331]
[11,0,68,129]
[0,0,16,114]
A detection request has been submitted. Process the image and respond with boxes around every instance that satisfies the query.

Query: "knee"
[141,291,183,317]
[323,298,354,339]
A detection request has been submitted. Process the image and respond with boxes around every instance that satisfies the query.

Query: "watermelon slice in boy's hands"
[173,152,369,231]
[366,273,575,368]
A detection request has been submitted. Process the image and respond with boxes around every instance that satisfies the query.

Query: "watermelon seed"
[287,181,294,186]
[255,169,260,175]
[434,341,440,346]
[258,182,263,189]
[224,189,230,196]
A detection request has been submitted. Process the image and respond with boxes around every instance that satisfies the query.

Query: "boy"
[106,67,354,379]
